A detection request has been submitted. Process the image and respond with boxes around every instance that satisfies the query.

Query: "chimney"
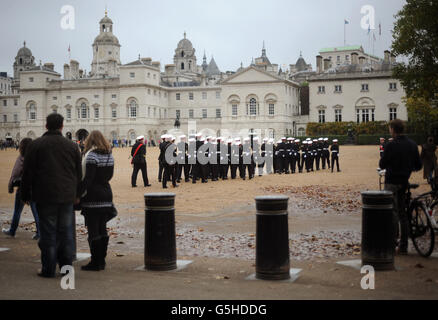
[384,50,390,63]
[316,55,323,73]
[323,58,330,71]
[351,52,358,65]
[390,53,396,64]
[70,59,79,79]
[165,64,175,75]
[141,57,152,65]
[63,63,70,80]
[44,63,54,71]
[359,56,365,65]
[152,61,160,69]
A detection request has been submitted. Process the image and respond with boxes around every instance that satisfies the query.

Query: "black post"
[255,195,290,280]
[144,193,177,271]
[361,191,395,271]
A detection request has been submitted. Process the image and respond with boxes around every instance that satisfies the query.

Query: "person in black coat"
[21,113,82,278]
[330,139,340,172]
[131,136,151,187]
[162,136,178,188]
[79,130,116,271]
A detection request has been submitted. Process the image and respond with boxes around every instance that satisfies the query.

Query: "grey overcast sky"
[0,0,406,76]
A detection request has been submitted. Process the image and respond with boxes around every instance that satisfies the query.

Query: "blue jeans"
[9,189,40,237]
[36,203,74,276]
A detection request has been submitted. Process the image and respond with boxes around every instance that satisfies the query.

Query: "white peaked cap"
[188,138,195,142]
[287,137,293,141]
[206,136,212,140]
[244,137,250,142]
[281,137,286,140]
[234,137,240,141]
[179,135,186,139]
[306,138,311,141]
[227,139,233,143]
[302,141,307,144]
[196,132,202,137]
[277,139,282,144]
[318,138,323,141]
[263,137,268,142]
[137,135,145,140]
[160,134,166,139]
[217,137,223,141]
[200,137,205,141]
[268,138,274,143]
[295,139,300,142]
[309,140,313,144]
[313,139,317,142]
[324,138,328,141]
[333,139,338,142]
[171,136,176,141]
[253,137,259,141]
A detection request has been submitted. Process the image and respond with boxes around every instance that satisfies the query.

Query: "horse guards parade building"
[0,12,407,144]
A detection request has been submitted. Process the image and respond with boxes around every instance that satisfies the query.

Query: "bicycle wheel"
[410,203,435,257]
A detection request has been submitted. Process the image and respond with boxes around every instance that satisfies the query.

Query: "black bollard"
[255,195,290,280]
[361,191,395,271]
[144,193,177,271]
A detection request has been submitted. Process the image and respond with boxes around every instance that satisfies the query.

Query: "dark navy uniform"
[330,141,340,172]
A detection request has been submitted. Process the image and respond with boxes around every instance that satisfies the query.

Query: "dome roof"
[17,42,32,57]
[94,32,120,45]
[177,38,193,50]
[100,15,113,24]
[295,57,307,70]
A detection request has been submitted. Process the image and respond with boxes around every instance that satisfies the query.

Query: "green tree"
[405,96,438,134]
[391,0,438,102]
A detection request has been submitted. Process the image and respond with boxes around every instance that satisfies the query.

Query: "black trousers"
[220,164,229,179]
[331,156,340,172]
[231,164,239,179]
[132,162,149,186]
[177,163,190,181]
[163,164,176,187]
[158,161,164,181]
[315,153,321,170]
[84,211,108,241]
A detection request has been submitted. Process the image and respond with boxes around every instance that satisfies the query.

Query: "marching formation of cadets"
[157,133,341,188]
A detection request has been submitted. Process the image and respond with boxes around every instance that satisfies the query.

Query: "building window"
[361,84,369,92]
[147,73,150,78]
[202,92,207,99]
[66,108,71,120]
[249,98,257,116]
[148,89,151,95]
[13,114,18,122]
[112,94,117,99]
[318,110,325,123]
[232,104,238,116]
[130,72,135,78]
[153,74,156,79]
[176,109,180,118]
[94,95,99,99]
[337,56,340,63]
[176,93,180,100]
[216,91,220,99]
[362,109,369,123]
[53,97,57,100]
[389,82,397,90]
[3,115,7,123]
[334,85,342,93]
[216,108,221,118]
[29,77,34,82]
[66,96,71,100]
[189,92,194,100]
[318,86,325,94]
[129,100,137,118]
[181,62,184,70]
[357,109,375,123]
[80,103,88,119]
[335,109,342,122]
[29,103,36,120]
[14,99,18,106]
[94,108,99,119]
[345,55,349,61]
[3,100,6,106]
[269,103,275,115]
[189,109,194,119]
[154,90,156,96]
[389,107,397,120]
[202,109,207,118]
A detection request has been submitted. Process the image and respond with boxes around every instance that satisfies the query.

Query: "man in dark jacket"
[21,113,82,278]
[379,119,422,255]
[131,136,151,187]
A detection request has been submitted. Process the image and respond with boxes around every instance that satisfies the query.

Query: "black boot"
[81,239,101,271]
[99,236,109,270]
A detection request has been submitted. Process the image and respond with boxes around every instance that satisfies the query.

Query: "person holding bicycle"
[379,119,422,255]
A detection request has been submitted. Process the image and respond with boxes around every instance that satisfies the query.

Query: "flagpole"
[344,21,346,46]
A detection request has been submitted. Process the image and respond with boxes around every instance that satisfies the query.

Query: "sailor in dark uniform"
[315,138,323,170]
[291,138,300,173]
[210,137,219,181]
[158,134,166,182]
[192,133,205,183]
[162,136,178,188]
[322,137,330,169]
[257,137,268,176]
[223,139,232,179]
[230,138,241,179]
[176,135,190,182]
[131,135,151,187]
[286,137,294,174]
[330,139,341,172]
[242,137,253,179]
